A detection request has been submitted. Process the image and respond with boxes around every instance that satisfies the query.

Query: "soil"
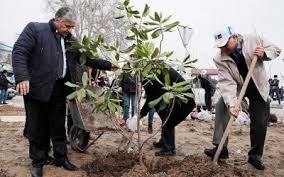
[0,99,284,177]
[79,152,256,177]
[0,105,25,116]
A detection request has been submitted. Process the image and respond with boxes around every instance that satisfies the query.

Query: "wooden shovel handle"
[213,55,258,163]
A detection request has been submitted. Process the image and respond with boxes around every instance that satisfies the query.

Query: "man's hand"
[254,46,265,59]
[229,106,240,118]
[16,80,30,95]
[111,64,119,71]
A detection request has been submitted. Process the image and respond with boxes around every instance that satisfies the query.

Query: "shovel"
[213,55,258,164]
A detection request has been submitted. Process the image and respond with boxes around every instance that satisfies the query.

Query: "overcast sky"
[0,0,283,81]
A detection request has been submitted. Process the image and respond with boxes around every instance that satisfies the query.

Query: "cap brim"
[213,39,228,48]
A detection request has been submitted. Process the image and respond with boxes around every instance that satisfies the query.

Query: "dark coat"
[140,67,196,127]
[12,19,112,102]
[199,76,216,97]
[121,63,137,93]
[0,73,9,89]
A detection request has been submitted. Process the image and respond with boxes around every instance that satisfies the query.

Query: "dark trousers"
[204,93,212,112]
[158,98,195,150]
[270,88,281,104]
[213,96,269,158]
[24,79,68,167]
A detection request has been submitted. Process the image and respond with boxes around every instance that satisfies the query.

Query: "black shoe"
[55,158,78,171]
[155,148,176,156]
[248,156,265,170]
[44,156,55,165]
[2,102,8,104]
[148,126,153,134]
[31,167,43,177]
[153,141,164,149]
[204,146,229,160]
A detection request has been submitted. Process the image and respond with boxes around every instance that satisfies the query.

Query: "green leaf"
[112,103,123,113]
[142,63,152,77]
[161,15,172,23]
[143,27,158,33]
[166,51,174,58]
[173,85,191,92]
[115,40,119,48]
[130,10,139,15]
[185,58,198,64]
[182,92,195,99]
[124,0,129,6]
[144,22,159,26]
[151,29,161,39]
[79,54,87,65]
[164,21,180,31]
[184,64,195,68]
[176,94,188,104]
[115,53,120,61]
[82,72,88,88]
[142,4,150,17]
[65,82,80,88]
[77,90,83,102]
[86,89,97,99]
[126,35,136,40]
[130,26,138,35]
[108,102,116,112]
[120,44,136,53]
[115,15,125,19]
[172,81,190,88]
[151,47,160,59]
[138,31,148,40]
[67,91,77,100]
[164,72,171,86]
[162,92,172,104]
[153,74,164,86]
[109,98,122,103]
[154,12,161,22]
[148,96,163,108]
[182,53,191,62]
[159,51,174,58]
[82,36,91,46]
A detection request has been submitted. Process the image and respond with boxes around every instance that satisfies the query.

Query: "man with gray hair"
[204,27,281,170]
[12,7,118,177]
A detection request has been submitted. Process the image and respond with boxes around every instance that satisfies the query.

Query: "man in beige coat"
[204,27,281,170]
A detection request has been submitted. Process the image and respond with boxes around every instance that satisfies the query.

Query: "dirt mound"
[81,152,140,177]
[0,169,14,177]
[82,153,255,177]
[0,105,25,116]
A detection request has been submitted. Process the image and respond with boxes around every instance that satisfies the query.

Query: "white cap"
[213,26,234,48]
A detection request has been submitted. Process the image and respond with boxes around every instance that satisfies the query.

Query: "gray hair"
[55,7,77,22]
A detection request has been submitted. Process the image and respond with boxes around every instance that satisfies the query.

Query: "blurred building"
[0,42,13,73]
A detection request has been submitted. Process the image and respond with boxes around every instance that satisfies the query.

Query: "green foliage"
[148,81,194,110]
[94,87,123,113]
[66,0,197,115]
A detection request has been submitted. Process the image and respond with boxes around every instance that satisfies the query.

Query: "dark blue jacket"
[12,19,112,102]
[140,67,196,126]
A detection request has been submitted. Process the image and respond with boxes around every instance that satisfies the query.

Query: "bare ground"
[0,101,284,177]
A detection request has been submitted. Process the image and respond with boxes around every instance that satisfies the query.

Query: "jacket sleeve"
[12,22,37,83]
[85,58,112,71]
[140,99,150,118]
[214,58,238,107]
[254,35,281,61]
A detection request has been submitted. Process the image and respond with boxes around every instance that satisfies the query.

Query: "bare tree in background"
[45,0,128,45]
